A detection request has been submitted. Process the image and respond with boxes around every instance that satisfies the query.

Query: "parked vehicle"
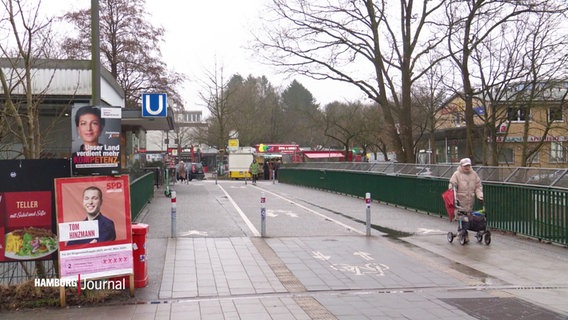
[228,153,253,179]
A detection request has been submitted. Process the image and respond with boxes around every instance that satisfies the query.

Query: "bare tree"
[354,102,388,160]
[412,60,450,164]
[0,0,58,159]
[508,11,568,167]
[466,5,568,166]
[321,101,369,158]
[444,0,567,163]
[199,65,237,151]
[61,0,185,109]
[254,0,447,163]
[0,0,63,278]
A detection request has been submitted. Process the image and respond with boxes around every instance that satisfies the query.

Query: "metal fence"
[283,162,568,189]
[279,162,568,246]
[0,260,58,286]
[130,171,155,221]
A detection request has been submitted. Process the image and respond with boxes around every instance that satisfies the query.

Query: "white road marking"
[312,251,331,261]
[416,228,445,234]
[257,187,365,235]
[266,209,299,218]
[217,184,260,237]
[266,210,279,217]
[311,249,389,276]
[178,230,208,236]
[330,263,389,276]
[354,251,374,261]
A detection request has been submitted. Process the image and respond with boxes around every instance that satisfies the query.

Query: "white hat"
[460,158,472,166]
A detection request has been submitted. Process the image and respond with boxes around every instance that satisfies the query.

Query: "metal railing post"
[261,192,266,237]
[171,191,177,238]
[365,192,371,236]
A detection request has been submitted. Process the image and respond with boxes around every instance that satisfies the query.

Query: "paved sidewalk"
[2,178,567,320]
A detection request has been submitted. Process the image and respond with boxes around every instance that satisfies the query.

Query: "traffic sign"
[142,93,167,117]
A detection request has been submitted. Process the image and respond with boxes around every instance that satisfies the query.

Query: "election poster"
[55,175,132,281]
[71,105,122,176]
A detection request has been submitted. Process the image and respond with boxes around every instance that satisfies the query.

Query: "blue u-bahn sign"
[142,93,167,117]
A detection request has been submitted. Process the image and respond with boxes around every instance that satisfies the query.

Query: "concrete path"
[3,178,567,320]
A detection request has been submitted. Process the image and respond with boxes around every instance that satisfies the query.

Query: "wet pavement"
[2,177,567,319]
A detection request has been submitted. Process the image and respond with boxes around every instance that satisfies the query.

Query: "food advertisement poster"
[1,191,58,262]
[71,105,122,176]
[55,175,133,281]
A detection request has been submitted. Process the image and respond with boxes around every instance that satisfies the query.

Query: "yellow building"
[432,94,485,164]
[434,82,568,167]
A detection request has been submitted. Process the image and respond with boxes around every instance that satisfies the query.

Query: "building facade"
[0,58,174,170]
[434,81,568,167]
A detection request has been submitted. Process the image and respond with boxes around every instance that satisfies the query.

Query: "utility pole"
[91,0,101,106]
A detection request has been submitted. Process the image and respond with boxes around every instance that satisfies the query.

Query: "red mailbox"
[132,223,149,288]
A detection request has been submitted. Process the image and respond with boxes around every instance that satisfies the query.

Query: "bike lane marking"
[257,186,365,235]
[217,184,261,237]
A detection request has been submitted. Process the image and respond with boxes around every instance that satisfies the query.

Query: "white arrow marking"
[416,228,444,234]
[354,251,374,261]
[178,230,208,236]
[266,210,278,217]
[312,251,331,261]
[285,212,298,218]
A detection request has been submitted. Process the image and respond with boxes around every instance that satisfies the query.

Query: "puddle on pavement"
[301,200,504,284]
[302,200,412,239]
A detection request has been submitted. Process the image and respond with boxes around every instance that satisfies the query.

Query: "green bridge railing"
[279,165,567,246]
[130,171,155,221]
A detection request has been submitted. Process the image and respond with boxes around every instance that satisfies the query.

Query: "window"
[527,151,540,165]
[548,105,563,122]
[507,106,529,122]
[190,113,201,122]
[454,113,465,126]
[498,148,514,164]
[550,142,567,163]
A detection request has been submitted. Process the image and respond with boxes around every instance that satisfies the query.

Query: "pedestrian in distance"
[274,160,280,180]
[263,161,270,180]
[449,158,484,215]
[177,161,187,184]
[249,159,260,185]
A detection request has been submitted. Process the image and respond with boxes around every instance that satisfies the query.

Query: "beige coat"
[177,163,187,180]
[449,166,483,212]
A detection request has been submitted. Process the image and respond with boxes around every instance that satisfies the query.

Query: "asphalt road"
[136,178,568,317]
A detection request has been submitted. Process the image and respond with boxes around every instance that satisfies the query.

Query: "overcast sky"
[43,0,366,113]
